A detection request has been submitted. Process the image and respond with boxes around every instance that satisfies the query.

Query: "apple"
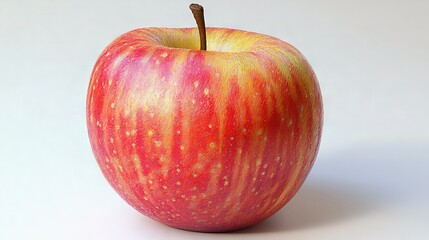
[87,4,323,232]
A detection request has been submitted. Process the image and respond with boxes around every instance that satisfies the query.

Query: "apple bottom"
[151,191,300,233]
[103,161,310,233]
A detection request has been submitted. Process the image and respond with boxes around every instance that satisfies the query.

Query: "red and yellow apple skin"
[87,27,323,232]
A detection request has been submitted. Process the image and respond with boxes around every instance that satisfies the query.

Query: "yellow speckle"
[163,185,168,189]
[252,177,257,181]
[237,148,242,154]
[288,119,293,126]
[191,99,196,104]
[154,141,161,147]
[143,196,148,201]
[156,60,160,65]
[261,171,266,176]
[105,158,110,163]
[126,131,130,136]
[110,138,114,143]
[191,195,197,200]
[204,88,209,95]
[263,136,268,141]
[118,165,123,172]
[110,102,115,108]
[160,52,168,58]
[132,143,136,147]
[176,181,181,186]
[180,145,185,151]
[108,79,113,86]
[208,124,213,129]
[257,129,263,135]
[230,137,234,140]
[275,156,281,161]
[177,130,181,134]
[192,187,197,191]
[210,142,216,148]
[263,163,268,169]
[160,155,167,162]
[148,180,153,184]
[192,173,198,177]
[216,163,222,168]
[256,159,262,166]
[148,130,154,136]
[176,168,181,173]
[194,81,199,88]
[171,198,176,202]
[224,181,229,186]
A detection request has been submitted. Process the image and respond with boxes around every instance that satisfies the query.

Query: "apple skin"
[87,27,323,232]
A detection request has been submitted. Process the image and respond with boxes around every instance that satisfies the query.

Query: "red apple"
[87,5,322,232]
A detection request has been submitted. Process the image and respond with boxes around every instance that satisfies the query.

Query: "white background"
[1,0,428,239]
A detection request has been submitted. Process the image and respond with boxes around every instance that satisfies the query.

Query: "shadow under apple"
[236,179,378,233]
[235,142,428,233]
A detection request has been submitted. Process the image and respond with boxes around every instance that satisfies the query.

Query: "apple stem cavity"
[189,3,207,51]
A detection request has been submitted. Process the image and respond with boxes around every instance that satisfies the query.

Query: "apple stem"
[189,3,207,51]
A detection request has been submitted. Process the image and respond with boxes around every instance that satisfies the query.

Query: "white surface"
[1,0,428,239]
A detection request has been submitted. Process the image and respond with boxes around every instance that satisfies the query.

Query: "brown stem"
[189,3,207,50]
